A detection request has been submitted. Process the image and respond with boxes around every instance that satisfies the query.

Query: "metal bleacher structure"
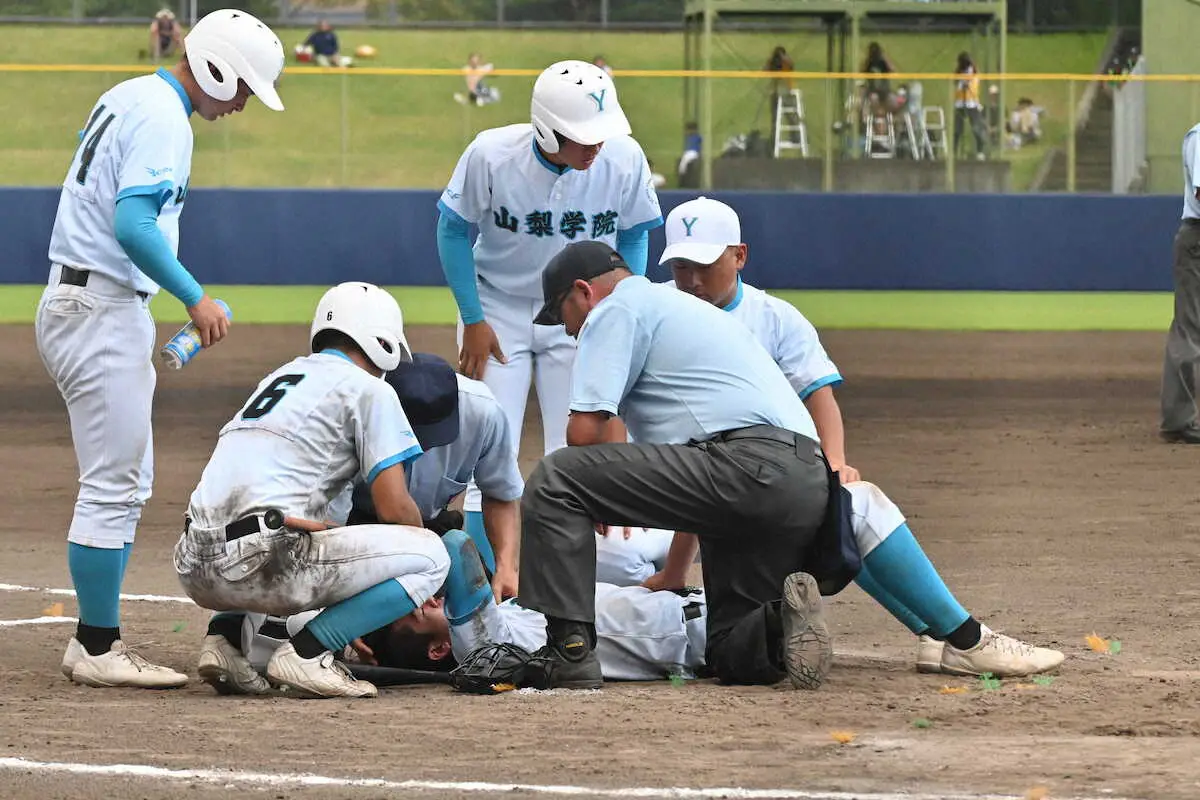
[681,0,1007,192]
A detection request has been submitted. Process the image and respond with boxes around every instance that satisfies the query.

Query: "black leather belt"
[59,265,149,300]
[711,424,811,447]
[184,514,266,543]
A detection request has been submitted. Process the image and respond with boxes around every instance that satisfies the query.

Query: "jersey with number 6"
[187,352,423,528]
[48,69,193,296]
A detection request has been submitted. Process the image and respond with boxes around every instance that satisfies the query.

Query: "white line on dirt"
[0,616,77,627]
[0,757,1132,800]
[0,583,195,604]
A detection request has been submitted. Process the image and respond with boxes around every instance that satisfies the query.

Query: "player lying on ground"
[437,59,663,552]
[339,351,524,601]
[243,530,708,684]
[655,196,1063,677]
[175,282,449,700]
[41,8,285,689]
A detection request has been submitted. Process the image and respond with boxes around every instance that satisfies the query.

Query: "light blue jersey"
[1183,123,1200,220]
[406,374,524,518]
[438,124,662,300]
[570,276,820,445]
[48,69,193,296]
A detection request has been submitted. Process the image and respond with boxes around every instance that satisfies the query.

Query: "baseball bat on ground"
[348,663,452,686]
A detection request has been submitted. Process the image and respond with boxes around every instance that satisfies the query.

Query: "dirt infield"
[1,322,1197,800]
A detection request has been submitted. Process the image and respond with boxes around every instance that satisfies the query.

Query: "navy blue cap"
[384,352,460,450]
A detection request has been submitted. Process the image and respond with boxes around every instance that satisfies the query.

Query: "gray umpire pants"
[519,425,829,685]
[1162,219,1200,433]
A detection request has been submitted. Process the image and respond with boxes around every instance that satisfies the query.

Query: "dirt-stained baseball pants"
[518,424,829,685]
[1162,219,1200,434]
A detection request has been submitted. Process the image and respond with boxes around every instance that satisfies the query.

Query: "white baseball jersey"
[48,69,193,296]
[667,278,842,400]
[451,583,708,681]
[438,124,663,299]
[187,351,422,528]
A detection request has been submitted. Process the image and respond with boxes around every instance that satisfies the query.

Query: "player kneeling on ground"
[174,283,448,699]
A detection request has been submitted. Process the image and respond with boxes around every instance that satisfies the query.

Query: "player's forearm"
[804,385,848,466]
[370,467,424,528]
[481,496,519,571]
[663,532,699,581]
[113,193,204,306]
[615,228,649,276]
[436,210,485,324]
[566,411,612,447]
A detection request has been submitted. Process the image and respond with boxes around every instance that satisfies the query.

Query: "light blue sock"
[68,543,123,629]
[854,563,930,635]
[463,510,496,574]
[861,523,969,638]
[306,579,417,653]
[120,542,132,582]
[442,530,493,624]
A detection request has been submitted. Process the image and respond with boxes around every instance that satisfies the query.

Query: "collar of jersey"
[156,68,193,116]
[532,139,571,176]
[720,277,745,313]
[320,348,354,363]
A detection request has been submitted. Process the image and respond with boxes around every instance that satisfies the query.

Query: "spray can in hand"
[159,298,233,370]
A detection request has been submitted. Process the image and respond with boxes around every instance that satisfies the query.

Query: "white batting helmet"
[530,60,631,155]
[310,282,412,372]
[185,8,285,111]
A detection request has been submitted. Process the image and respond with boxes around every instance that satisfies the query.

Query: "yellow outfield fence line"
[4,63,1200,81]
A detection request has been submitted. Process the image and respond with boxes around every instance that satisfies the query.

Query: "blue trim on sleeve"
[320,348,353,363]
[721,277,745,312]
[531,139,570,175]
[155,67,193,116]
[366,444,423,485]
[615,228,649,276]
[799,373,844,400]
[113,194,204,306]
[436,199,468,227]
[620,215,665,236]
[437,211,485,324]
[116,180,174,210]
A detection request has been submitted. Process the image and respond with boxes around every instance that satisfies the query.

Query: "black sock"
[206,614,245,653]
[945,617,983,651]
[76,623,120,656]
[291,625,327,660]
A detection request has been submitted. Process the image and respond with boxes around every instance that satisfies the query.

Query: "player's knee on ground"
[707,604,787,685]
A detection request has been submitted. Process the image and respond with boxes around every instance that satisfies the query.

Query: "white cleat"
[266,642,377,699]
[61,637,85,678]
[198,635,272,696]
[939,626,1065,678]
[781,571,833,690]
[916,634,945,673]
[69,641,189,689]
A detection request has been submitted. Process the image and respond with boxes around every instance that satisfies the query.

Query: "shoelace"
[982,630,1037,656]
[113,641,162,673]
[318,651,359,682]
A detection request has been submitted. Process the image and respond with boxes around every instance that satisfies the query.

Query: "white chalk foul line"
[0,583,194,604]
[0,757,1132,800]
[0,616,78,627]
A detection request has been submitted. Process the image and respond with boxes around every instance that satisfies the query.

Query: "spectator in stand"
[455,52,501,107]
[305,20,344,68]
[953,51,988,160]
[149,9,184,63]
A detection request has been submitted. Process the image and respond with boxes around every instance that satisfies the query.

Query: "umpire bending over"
[522,240,834,690]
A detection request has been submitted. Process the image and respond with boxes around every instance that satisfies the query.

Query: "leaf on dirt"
[1013,683,1040,691]
[43,602,65,617]
[938,685,969,695]
[1085,632,1111,653]
[1109,639,1122,655]
[1032,675,1056,687]
[171,622,186,633]
[1025,786,1050,799]
[668,674,686,688]
[977,672,1002,691]
[829,731,856,744]
[912,718,933,729]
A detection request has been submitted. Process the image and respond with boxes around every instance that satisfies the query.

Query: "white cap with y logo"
[659,196,742,266]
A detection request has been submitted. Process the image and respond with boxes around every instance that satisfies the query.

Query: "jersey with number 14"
[187,352,423,528]
[48,70,193,296]
[438,124,663,300]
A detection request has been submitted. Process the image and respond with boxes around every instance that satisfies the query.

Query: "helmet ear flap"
[531,114,560,155]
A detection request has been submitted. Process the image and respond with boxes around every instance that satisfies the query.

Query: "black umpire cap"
[533,240,630,326]
[383,352,460,450]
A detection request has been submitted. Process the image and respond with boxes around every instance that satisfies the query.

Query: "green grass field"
[0,26,1106,190]
[0,285,1173,330]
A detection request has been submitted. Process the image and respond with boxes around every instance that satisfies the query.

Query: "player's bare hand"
[187,295,230,348]
[642,569,687,592]
[349,637,377,665]
[491,563,518,602]
[831,463,861,484]
[460,321,506,380]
